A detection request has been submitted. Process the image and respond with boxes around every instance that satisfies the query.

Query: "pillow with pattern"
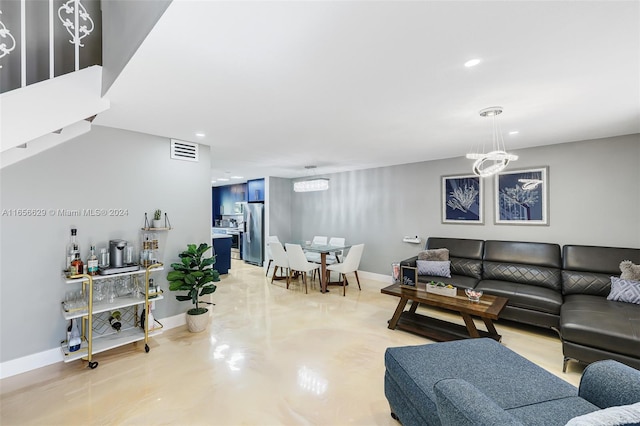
[607,276,640,305]
[417,260,451,278]
[418,248,449,261]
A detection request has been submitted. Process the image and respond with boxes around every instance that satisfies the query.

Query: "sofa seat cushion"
[561,294,640,359]
[384,339,578,426]
[506,397,599,426]
[476,280,563,315]
[417,273,479,290]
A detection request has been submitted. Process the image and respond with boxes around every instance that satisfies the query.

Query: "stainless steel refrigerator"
[242,202,264,266]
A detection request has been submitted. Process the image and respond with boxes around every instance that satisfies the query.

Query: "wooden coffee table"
[381,283,508,342]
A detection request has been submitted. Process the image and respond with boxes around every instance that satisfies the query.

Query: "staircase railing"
[0,0,102,94]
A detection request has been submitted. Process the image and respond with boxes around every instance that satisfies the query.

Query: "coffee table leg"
[388,297,409,329]
[408,301,419,313]
[460,313,481,338]
[483,318,499,336]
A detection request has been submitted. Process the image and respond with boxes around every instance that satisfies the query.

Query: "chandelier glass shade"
[466,107,518,177]
[293,178,330,192]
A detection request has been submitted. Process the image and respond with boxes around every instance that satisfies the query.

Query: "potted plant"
[167,243,220,332]
[153,209,163,228]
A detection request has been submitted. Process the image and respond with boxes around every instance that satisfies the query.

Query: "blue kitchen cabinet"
[212,187,221,223]
[247,179,265,202]
[212,235,232,274]
[217,183,248,215]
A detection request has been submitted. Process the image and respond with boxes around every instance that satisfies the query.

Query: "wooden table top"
[381,283,508,320]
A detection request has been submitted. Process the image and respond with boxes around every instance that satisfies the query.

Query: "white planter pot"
[185,309,210,333]
[153,219,163,228]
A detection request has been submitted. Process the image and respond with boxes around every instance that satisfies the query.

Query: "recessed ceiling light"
[211,180,217,183]
[230,176,244,179]
[195,132,206,137]
[509,131,520,135]
[464,58,481,68]
[217,178,229,182]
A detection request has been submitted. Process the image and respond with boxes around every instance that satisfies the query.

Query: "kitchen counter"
[212,234,232,239]
[212,227,243,233]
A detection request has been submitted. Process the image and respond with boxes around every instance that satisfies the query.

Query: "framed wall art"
[495,166,549,225]
[441,174,483,224]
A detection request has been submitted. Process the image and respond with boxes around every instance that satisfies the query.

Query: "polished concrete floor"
[1,260,584,425]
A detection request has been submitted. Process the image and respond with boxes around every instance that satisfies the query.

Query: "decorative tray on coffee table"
[425,281,457,297]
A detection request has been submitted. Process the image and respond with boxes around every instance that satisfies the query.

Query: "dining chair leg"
[287,270,293,290]
[354,271,361,290]
[271,265,278,284]
[342,274,346,296]
[265,259,272,277]
[286,268,290,287]
[303,272,308,294]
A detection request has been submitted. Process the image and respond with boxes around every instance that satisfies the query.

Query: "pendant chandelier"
[293,166,330,192]
[466,106,518,177]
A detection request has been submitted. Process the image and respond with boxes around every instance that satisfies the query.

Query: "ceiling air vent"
[170,139,199,162]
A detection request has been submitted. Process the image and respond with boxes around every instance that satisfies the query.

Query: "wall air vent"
[170,139,199,162]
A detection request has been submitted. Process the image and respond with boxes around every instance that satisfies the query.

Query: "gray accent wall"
[0,125,211,363]
[101,0,172,94]
[281,134,640,275]
[267,177,293,243]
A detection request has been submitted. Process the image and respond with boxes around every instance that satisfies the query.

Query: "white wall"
[0,125,211,364]
[285,134,640,274]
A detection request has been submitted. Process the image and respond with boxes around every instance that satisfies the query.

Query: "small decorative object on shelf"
[465,288,483,302]
[153,209,162,228]
[143,212,172,230]
[426,281,457,297]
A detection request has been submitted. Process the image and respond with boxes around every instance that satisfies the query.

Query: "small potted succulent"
[167,243,220,332]
[153,209,163,228]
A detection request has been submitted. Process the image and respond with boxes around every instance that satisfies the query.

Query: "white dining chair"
[327,237,346,264]
[269,241,290,287]
[326,244,364,296]
[264,235,281,276]
[285,243,320,294]
[305,235,328,264]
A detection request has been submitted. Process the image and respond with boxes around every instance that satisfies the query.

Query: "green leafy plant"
[154,209,162,220]
[167,243,220,315]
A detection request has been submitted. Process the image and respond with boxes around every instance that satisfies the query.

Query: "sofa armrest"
[433,378,524,426]
[400,256,417,267]
[579,360,640,408]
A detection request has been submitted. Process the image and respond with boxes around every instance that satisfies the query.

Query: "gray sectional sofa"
[384,338,640,426]
[400,237,640,369]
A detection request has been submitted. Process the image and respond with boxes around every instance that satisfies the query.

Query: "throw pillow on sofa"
[607,276,640,305]
[564,401,640,426]
[418,248,449,261]
[417,260,451,278]
[620,260,640,281]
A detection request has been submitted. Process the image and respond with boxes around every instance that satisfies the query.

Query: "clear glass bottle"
[66,228,80,272]
[68,319,81,352]
[87,245,99,275]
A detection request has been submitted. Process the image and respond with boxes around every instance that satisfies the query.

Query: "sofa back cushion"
[483,241,562,291]
[562,245,640,296]
[427,237,484,279]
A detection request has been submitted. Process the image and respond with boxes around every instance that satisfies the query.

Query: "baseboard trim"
[358,270,392,284]
[0,312,186,379]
